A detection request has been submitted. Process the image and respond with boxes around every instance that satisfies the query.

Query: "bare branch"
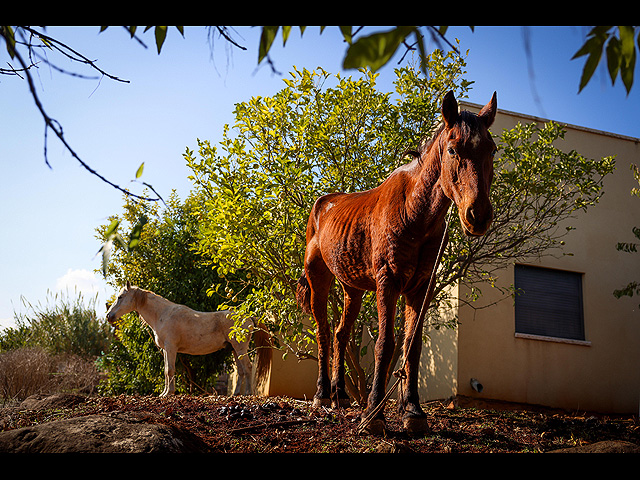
[8,35,161,202]
[2,26,163,202]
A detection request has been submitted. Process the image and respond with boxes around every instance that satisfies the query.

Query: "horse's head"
[439,90,497,236]
[106,281,137,325]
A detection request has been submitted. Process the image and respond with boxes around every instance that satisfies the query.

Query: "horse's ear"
[478,91,497,128]
[441,90,459,127]
[126,280,131,289]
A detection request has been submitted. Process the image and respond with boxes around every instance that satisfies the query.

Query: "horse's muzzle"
[461,205,492,237]
[106,312,118,325]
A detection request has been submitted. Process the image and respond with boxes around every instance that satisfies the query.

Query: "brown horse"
[297,90,497,434]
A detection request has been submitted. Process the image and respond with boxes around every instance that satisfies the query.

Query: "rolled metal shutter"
[514,264,585,341]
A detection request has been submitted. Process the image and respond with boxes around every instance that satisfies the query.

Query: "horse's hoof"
[358,417,386,436]
[312,397,331,408]
[402,413,429,434]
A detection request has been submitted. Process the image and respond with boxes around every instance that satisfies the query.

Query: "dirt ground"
[3,393,639,453]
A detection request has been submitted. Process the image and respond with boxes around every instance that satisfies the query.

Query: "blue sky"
[1,26,638,330]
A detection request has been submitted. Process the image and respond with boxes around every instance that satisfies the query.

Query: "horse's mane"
[396,121,445,169]
[407,109,486,164]
[129,285,171,309]
[417,121,445,156]
[132,286,149,309]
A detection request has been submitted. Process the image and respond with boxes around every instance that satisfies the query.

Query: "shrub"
[0,290,113,357]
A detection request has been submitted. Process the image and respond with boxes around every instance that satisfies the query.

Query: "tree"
[1,26,629,280]
[186,51,470,403]
[96,191,239,396]
[0,26,174,203]
[2,25,631,200]
[185,52,615,405]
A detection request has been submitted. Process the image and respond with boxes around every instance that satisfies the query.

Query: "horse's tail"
[253,322,272,388]
[296,274,312,314]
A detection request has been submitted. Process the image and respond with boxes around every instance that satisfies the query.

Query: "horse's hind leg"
[231,345,252,395]
[304,247,334,407]
[331,284,363,407]
[161,347,177,397]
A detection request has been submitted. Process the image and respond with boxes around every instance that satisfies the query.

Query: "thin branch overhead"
[1,26,162,202]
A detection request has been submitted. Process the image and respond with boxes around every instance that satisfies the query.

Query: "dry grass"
[0,347,101,406]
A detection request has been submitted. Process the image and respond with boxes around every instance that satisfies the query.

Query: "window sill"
[515,332,591,346]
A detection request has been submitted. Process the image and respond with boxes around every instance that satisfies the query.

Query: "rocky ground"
[1,393,639,453]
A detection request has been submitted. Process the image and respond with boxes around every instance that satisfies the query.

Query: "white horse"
[106,281,270,397]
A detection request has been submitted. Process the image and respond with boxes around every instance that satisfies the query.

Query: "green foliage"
[257,26,473,76]
[100,26,184,54]
[573,26,639,94]
[342,26,419,72]
[0,291,112,357]
[96,191,233,396]
[96,313,165,395]
[258,26,639,95]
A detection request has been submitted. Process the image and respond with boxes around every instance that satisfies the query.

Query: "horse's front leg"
[161,347,177,397]
[361,273,399,434]
[398,290,430,433]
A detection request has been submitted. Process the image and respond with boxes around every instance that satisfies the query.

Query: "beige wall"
[453,106,640,414]
[259,351,318,399]
[417,285,459,401]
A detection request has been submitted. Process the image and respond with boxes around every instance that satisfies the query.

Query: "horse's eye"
[448,147,456,156]
[491,148,497,156]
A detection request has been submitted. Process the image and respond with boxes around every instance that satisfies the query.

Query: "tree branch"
[3,26,162,202]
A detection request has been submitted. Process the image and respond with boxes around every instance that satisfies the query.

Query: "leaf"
[97,219,122,276]
[620,45,636,94]
[343,26,416,71]
[154,26,168,54]
[1,26,16,59]
[605,37,622,83]
[135,162,144,179]
[618,25,636,67]
[281,26,292,45]
[100,239,113,277]
[339,26,353,44]
[573,26,610,92]
[603,27,637,94]
[127,216,148,251]
[577,41,605,92]
[259,26,279,63]
[105,219,120,238]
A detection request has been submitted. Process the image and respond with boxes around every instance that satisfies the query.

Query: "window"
[514,264,585,341]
